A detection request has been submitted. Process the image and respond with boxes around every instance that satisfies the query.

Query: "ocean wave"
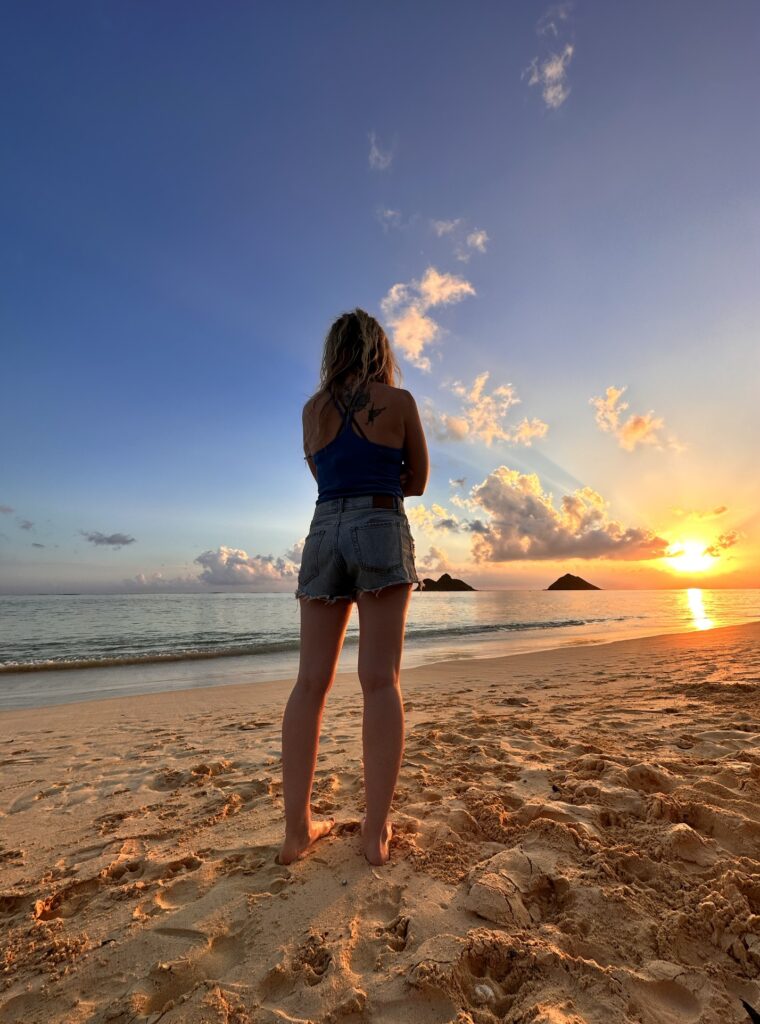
[0,614,636,672]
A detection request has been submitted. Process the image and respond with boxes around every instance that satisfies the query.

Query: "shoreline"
[2,616,759,723]
[3,589,758,712]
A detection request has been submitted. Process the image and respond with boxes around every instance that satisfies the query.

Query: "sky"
[2,0,759,594]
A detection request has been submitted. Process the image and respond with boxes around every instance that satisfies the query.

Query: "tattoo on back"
[338,384,387,427]
[366,403,386,425]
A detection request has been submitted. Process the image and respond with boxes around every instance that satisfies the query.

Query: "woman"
[277,308,429,867]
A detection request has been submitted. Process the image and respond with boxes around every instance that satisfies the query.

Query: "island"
[415,572,475,592]
[546,573,600,591]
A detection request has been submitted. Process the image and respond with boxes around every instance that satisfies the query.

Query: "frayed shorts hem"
[295,578,418,604]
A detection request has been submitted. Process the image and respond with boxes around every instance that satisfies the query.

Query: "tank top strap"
[327,385,369,439]
[327,386,347,418]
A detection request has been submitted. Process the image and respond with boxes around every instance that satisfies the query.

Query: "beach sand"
[1,620,759,1023]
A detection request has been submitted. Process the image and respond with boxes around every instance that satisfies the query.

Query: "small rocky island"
[416,572,475,592]
[546,573,600,591]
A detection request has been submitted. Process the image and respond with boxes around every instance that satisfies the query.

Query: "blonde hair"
[308,308,402,437]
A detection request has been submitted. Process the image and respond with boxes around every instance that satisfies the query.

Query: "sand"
[1,619,759,1024]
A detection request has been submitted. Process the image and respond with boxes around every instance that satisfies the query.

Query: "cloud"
[194,546,299,586]
[537,1,573,37]
[450,477,466,488]
[122,571,205,592]
[380,266,476,371]
[590,385,683,452]
[422,405,471,442]
[80,530,136,548]
[467,465,670,562]
[408,503,464,534]
[670,505,727,520]
[422,371,548,446]
[704,530,741,559]
[17,519,34,531]
[512,419,550,444]
[523,43,574,109]
[417,545,450,577]
[431,218,462,236]
[368,131,393,170]
[524,4,575,110]
[376,208,422,233]
[455,228,490,263]
[376,207,402,231]
[417,267,476,307]
[465,229,489,253]
[125,542,304,592]
[464,518,490,535]
[429,217,490,262]
[0,505,13,514]
[284,538,305,565]
[32,542,45,548]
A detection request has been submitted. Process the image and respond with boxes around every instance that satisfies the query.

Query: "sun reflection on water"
[686,588,714,630]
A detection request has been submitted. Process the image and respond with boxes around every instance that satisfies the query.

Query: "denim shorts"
[295,494,422,603]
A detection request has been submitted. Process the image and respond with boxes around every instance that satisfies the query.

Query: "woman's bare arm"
[302,403,318,482]
[401,390,429,497]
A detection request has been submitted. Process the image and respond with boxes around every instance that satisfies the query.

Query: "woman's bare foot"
[276,818,335,865]
[360,815,393,865]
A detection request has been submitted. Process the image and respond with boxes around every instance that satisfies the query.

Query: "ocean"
[1,588,758,710]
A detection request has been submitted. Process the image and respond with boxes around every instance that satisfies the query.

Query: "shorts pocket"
[299,528,326,585]
[351,520,403,573]
[401,519,416,558]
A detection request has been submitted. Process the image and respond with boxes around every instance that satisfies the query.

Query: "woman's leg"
[277,596,353,865]
[356,582,413,865]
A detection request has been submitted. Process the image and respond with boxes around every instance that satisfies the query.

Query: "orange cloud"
[422,371,548,446]
[467,466,670,562]
[380,267,475,371]
[590,385,683,452]
[703,530,740,559]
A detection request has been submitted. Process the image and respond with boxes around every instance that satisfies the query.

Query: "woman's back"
[303,380,429,503]
[304,380,405,453]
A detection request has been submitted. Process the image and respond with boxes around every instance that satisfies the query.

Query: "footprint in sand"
[153,875,203,910]
[203,843,291,897]
[624,967,704,1022]
[349,881,408,973]
[259,929,333,1000]
[130,852,208,919]
[123,931,242,1018]
[34,876,103,921]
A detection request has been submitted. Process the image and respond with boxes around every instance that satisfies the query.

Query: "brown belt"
[371,494,400,508]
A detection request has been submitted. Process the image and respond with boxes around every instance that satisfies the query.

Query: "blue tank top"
[312,387,405,504]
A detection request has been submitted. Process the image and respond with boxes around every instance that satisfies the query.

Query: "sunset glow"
[664,541,717,575]
[686,588,714,630]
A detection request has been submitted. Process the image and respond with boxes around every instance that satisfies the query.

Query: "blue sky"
[2,1,759,593]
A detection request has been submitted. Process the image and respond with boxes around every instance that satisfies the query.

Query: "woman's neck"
[334,374,368,410]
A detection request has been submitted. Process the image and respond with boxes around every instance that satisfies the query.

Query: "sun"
[664,539,716,574]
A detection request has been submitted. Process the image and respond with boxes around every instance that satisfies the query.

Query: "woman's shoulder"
[361,382,415,418]
[369,381,412,403]
[302,387,329,415]
[303,381,411,409]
